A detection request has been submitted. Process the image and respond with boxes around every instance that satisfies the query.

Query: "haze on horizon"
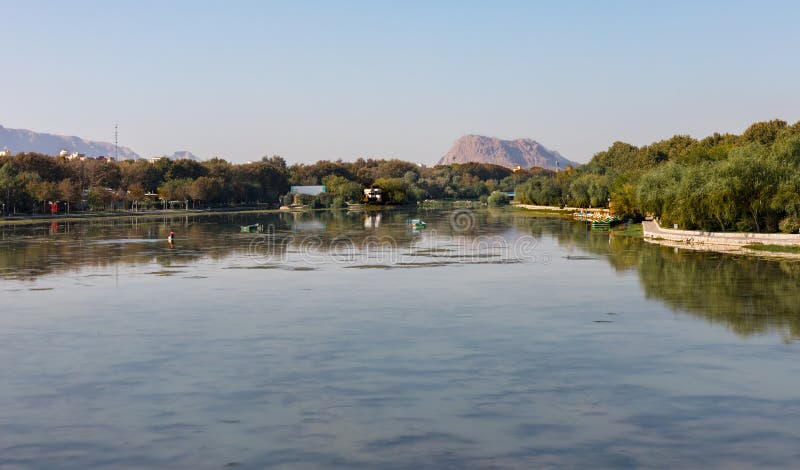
[2,0,799,165]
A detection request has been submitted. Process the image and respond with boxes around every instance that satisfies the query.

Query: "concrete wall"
[642,220,800,246]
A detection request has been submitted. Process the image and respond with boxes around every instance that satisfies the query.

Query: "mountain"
[0,124,140,160]
[166,151,200,161]
[438,135,576,171]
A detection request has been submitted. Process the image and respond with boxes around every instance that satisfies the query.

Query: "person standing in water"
[168,229,175,244]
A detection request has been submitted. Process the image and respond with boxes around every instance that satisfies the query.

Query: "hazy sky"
[2,0,799,164]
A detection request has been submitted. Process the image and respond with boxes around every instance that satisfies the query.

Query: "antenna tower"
[114,124,118,160]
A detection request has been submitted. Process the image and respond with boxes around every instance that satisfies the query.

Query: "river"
[1,208,799,469]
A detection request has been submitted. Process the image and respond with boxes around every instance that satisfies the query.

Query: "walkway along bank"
[642,220,800,247]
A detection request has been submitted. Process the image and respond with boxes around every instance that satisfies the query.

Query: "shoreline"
[0,204,410,226]
[642,219,800,246]
[642,219,800,259]
[0,207,284,226]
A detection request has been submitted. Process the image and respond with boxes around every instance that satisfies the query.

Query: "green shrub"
[331,197,346,209]
[487,190,509,206]
[779,215,800,234]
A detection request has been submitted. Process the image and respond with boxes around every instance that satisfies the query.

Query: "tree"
[322,174,362,202]
[58,179,82,213]
[487,190,509,206]
[167,159,207,181]
[742,119,787,145]
[372,177,410,204]
[0,163,20,214]
[158,178,192,207]
[128,183,146,211]
[189,177,223,207]
[86,186,112,211]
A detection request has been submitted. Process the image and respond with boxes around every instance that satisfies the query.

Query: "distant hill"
[0,124,203,161]
[438,135,575,171]
[166,151,200,161]
[0,124,140,159]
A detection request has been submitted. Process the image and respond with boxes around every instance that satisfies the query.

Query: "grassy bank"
[744,243,800,254]
[508,206,573,218]
[611,222,643,238]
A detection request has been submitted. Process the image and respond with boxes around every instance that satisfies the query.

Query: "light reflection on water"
[1,208,799,469]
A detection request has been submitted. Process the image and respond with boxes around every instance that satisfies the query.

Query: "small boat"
[591,216,621,230]
[408,218,426,229]
[240,223,264,233]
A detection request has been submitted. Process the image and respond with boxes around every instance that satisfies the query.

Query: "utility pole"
[114,124,118,161]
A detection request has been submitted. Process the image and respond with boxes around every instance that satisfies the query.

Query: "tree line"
[515,119,800,233]
[4,118,800,233]
[0,152,527,214]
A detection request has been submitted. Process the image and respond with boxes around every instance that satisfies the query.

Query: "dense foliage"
[0,153,524,214]
[3,118,800,233]
[515,119,800,232]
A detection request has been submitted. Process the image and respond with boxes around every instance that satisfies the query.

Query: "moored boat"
[408,218,426,229]
[240,223,264,233]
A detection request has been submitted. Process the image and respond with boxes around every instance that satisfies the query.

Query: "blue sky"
[2,0,799,163]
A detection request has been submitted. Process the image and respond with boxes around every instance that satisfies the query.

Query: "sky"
[2,0,800,164]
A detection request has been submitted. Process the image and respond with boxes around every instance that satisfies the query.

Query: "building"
[364,188,383,203]
[0,149,11,157]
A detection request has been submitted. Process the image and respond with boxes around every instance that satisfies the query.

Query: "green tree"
[372,177,410,204]
[322,174,362,202]
[487,190,510,206]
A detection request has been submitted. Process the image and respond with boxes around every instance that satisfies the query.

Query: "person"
[168,229,174,242]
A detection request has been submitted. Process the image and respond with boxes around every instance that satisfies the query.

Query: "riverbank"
[0,204,410,226]
[0,207,286,226]
[514,204,573,211]
[642,219,800,259]
[642,220,800,246]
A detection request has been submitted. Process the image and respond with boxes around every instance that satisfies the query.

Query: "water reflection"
[3,209,800,340]
[3,208,800,469]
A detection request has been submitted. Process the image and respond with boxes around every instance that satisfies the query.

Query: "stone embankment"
[515,204,576,211]
[642,220,800,247]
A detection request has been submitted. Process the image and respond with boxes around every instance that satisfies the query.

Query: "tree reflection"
[4,210,800,339]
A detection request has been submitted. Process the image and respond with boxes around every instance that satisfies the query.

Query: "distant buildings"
[62,151,114,162]
[363,188,383,203]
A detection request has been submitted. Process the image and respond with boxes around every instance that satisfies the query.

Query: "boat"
[591,216,621,230]
[408,218,426,229]
[240,223,264,233]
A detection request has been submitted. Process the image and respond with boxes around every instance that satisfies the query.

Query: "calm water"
[2,208,799,469]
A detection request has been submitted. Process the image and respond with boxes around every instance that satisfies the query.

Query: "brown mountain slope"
[438,135,576,170]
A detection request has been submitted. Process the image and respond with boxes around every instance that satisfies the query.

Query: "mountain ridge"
[438,134,576,171]
[0,124,201,161]
[0,124,140,159]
